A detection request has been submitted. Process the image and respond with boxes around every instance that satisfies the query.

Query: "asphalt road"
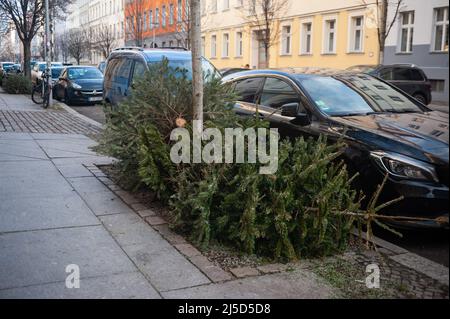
[69,104,106,124]
[68,101,449,268]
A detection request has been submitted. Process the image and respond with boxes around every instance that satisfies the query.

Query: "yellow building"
[201,0,380,70]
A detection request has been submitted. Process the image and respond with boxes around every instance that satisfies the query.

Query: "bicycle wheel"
[31,84,44,104]
[42,86,50,109]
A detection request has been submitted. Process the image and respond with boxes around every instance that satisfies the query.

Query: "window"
[211,35,217,58]
[223,0,229,11]
[410,69,425,81]
[116,59,133,81]
[430,79,445,92]
[178,0,183,22]
[392,68,411,81]
[169,4,174,25]
[260,78,299,109]
[300,22,312,54]
[222,33,229,57]
[155,8,160,27]
[349,16,364,52]
[132,61,146,85]
[399,11,414,53]
[281,25,292,55]
[212,0,218,13]
[324,19,337,53]
[162,5,166,27]
[379,68,393,80]
[236,31,243,57]
[149,10,153,29]
[432,7,449,52]
[143,11,147,31]
[233,77,265,103]
[201,0,206,15]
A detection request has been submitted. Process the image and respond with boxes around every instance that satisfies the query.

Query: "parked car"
[223,68,449,229]
[0,62,15,85]
[50,66,64,85]
[220,67,250,77]
[103,47,219,106]
[53,66,104,105]
[31,62,64,85]
[347,64,432,105]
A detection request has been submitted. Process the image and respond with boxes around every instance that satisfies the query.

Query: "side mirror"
[59,77,64,81]
[281,102,311,126]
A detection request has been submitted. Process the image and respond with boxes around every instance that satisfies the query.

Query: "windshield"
[147,58,220,80]
[68,67,103,80]
[51,68,63,78]
[298,74,423,116]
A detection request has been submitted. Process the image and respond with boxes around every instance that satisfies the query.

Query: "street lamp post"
[44,0,52,106]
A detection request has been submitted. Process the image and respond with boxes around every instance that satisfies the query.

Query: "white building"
[65,0,126,64]
[384,0,449,103]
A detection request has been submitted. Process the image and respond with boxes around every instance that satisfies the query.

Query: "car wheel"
[413,93,427,105]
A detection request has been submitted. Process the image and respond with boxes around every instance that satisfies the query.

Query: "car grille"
[81,90,103,95]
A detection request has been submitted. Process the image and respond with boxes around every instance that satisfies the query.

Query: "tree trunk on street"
[190,0,203,134]
[22,39,32,78]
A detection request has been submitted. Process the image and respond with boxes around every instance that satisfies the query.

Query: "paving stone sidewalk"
[0,90,336,299]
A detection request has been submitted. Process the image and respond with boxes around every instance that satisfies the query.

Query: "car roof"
[222,67,360,82]
[108,48,192,61]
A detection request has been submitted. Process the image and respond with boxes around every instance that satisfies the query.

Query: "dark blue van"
[103,47,219,106]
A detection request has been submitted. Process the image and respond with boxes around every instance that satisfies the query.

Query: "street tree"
[244,0,290,68]
[125,0,145,47]
[0,0,72,77]
[93,25,117,59]
[67,29,88,65]
[365,0,404,64]
[190,0,203,133]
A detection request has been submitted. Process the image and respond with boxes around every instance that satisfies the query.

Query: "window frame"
[281,24,292,56]
[348,13,365,53]
[300,18,313,55]
[431,6,449,52]
[398,11,415,53]
[322,16,338,54]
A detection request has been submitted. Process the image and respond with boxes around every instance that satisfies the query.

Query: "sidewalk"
[0,90,336,298]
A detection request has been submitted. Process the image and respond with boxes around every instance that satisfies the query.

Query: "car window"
[260,77,300,109]
[298,74,423,116]
[233,77,264,104]
[132,61,147,82]
[410,69,425,81]
[392,68,411,81]
[104,58,120,82]
[379,68,393,80]
[116,58,133,83]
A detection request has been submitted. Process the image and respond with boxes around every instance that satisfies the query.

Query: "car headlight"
[72,83,82,89]
[370,151,438,183]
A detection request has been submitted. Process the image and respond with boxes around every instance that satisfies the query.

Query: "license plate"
[89,97,103,102]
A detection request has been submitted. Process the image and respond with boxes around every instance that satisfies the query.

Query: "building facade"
[66,0,126,64]
[200,0,380,70]
[124,0,189,48]
[384,0,449,103]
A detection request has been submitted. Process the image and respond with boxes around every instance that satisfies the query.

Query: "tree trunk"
[22,39,32,78]
[190,0,203,134]
[378,0,388,64]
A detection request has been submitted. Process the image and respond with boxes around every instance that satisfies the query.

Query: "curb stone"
[85,164,449,293]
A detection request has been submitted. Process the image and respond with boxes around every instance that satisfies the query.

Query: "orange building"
[125,0,189,48]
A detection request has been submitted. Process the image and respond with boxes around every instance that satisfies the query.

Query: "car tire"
[413,93,427,105]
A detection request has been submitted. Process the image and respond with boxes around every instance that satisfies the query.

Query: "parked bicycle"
[31,68,51,108]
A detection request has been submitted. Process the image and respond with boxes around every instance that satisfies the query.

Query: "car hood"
[72,78,103,90]
[329,111,449,165]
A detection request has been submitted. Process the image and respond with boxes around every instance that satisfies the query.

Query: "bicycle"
[31,69,51,108]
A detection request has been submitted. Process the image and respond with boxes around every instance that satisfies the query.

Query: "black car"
[223,68,449,228]
[220,67,250,77]
[347,64,432,105]
[53,66,104,105]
